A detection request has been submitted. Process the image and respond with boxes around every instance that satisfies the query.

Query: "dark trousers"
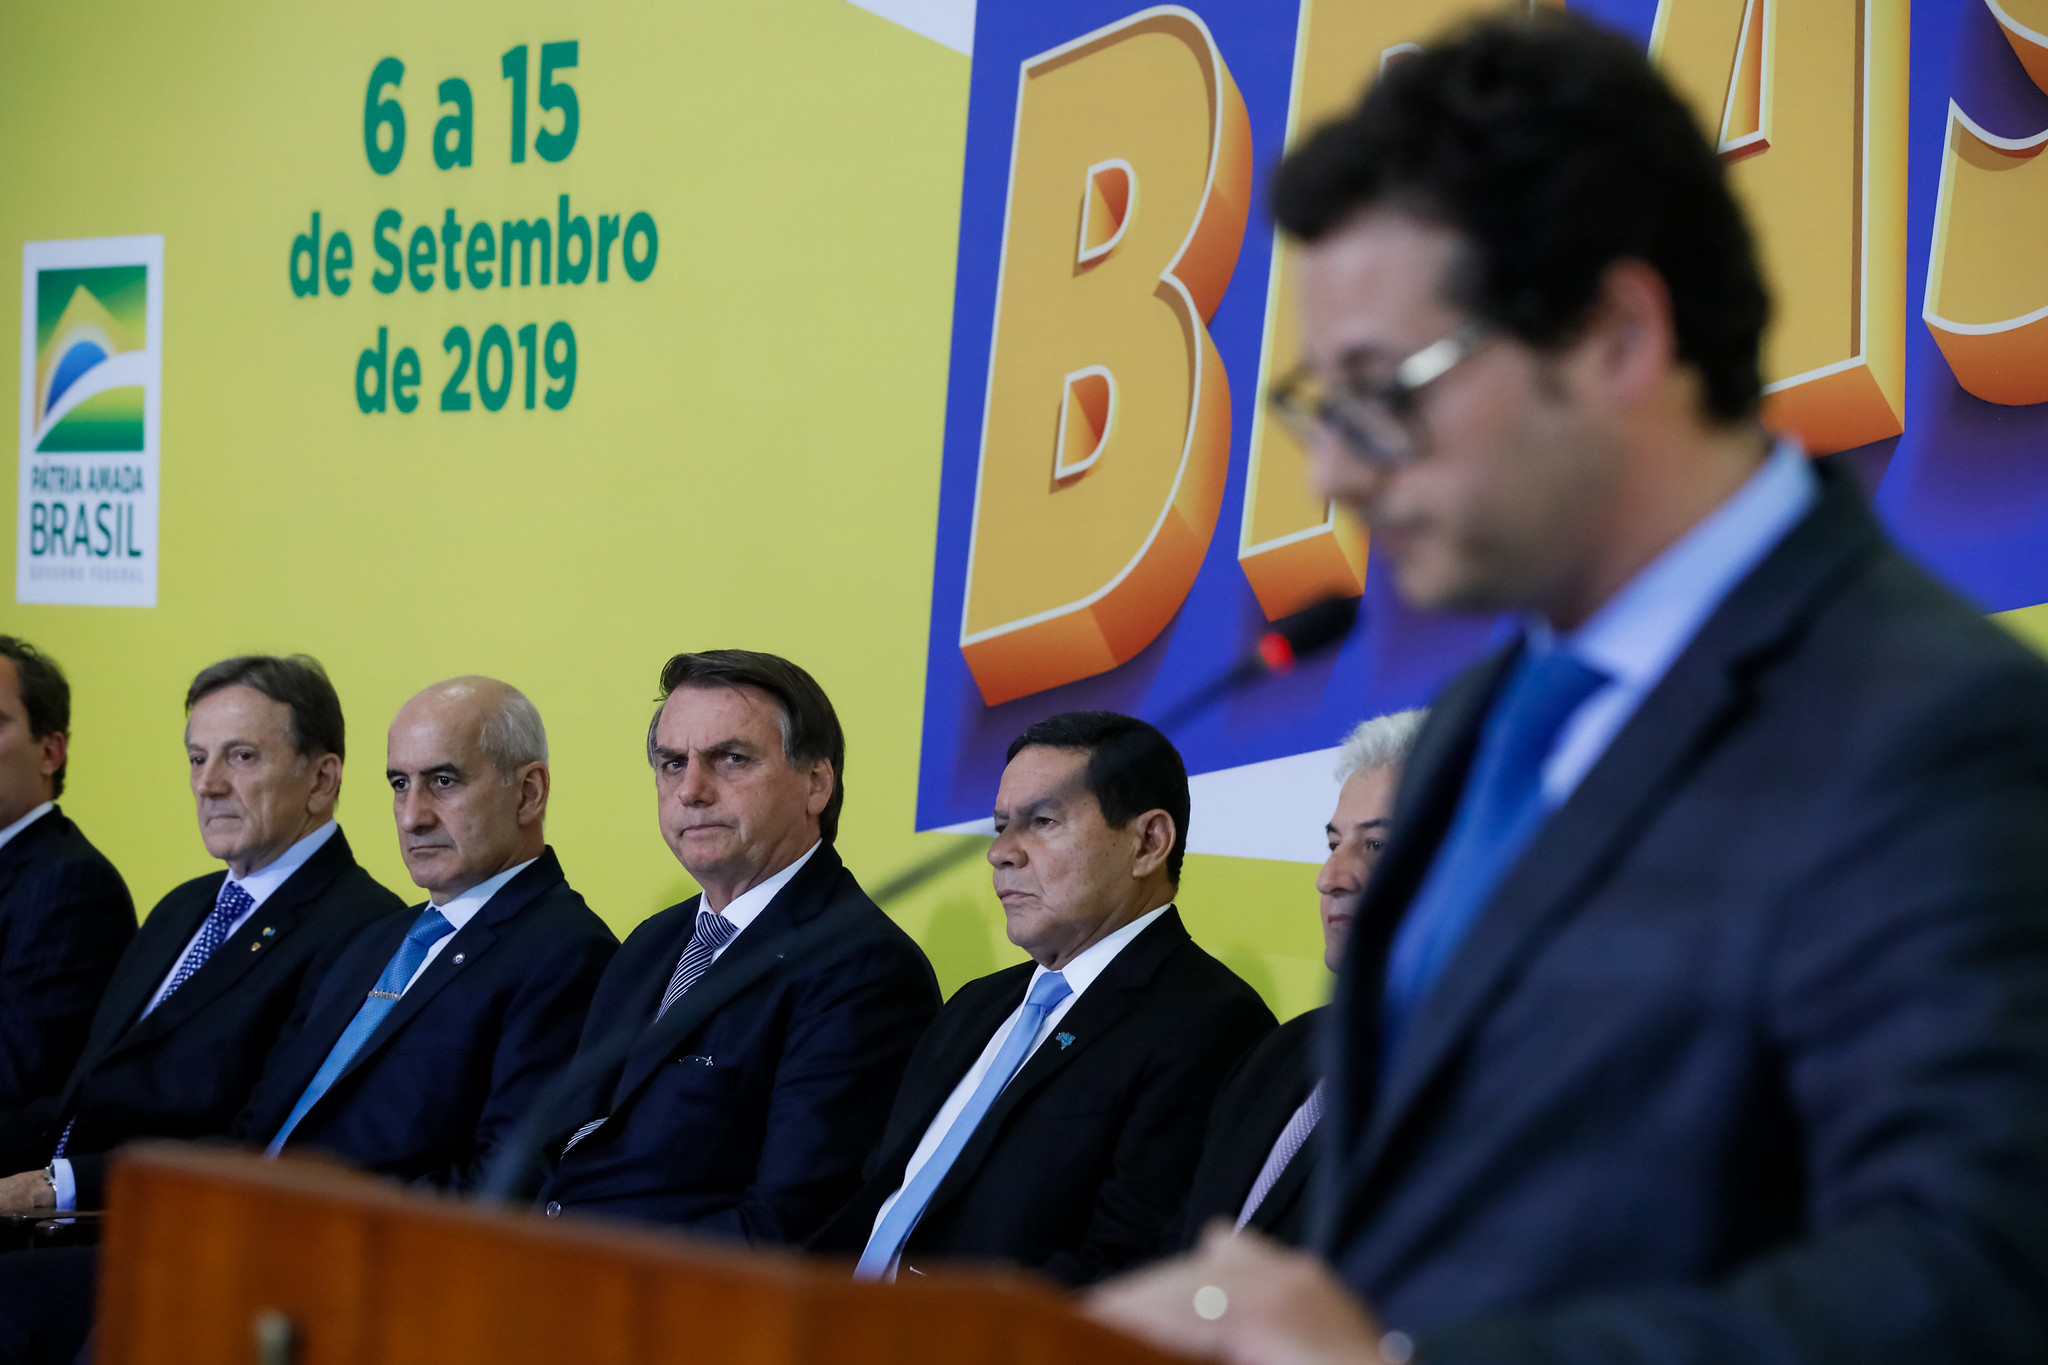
[0,1247,96,1365]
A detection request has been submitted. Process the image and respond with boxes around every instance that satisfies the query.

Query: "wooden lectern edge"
[99,1142,1195,1365]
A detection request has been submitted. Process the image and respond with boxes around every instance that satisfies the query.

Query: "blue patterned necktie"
[854,970,1074,1281]
[1381,647,1609,1053]
[1237,1079,1325,1229]
[266,906,452,1155]
[561,908,740,1155]
[53,879,256,1160]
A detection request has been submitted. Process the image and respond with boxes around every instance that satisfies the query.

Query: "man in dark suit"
[1089,15,2048,1364]
[0,654,399,1363]
[234,676,614,1189]
[0,637,134,1110]
[814,711,1274,1286]
[0,654,399,1217]
[1175,710,1421,1249]
[530,650,938,1245]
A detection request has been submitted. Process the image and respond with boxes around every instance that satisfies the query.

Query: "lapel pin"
[261,926,275,937]
[451,953,466,965]
[250,942,262,952]
[1056,1032,1075,1050]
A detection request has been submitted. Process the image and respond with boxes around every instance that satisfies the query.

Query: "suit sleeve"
[691,936,939,1247]
[1415,657,2048,1364]
[1040,988,1276,1287]
[423,926,617,1193]
[0,853,135,1109]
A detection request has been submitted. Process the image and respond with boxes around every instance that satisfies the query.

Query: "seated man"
[234,677,616,1188]
[531,650,940,1244]
[812,711,1276,1285]
[0,655,399,1363]
[1174,709,1423,1248]
[0,637,134,1110]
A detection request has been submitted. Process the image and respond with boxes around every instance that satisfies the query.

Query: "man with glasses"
[1089,13,2048,1364]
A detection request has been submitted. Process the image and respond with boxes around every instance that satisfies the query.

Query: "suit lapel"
[924,909,1190,1215]
[325,851,565,1092]
[1345,464,1881,1193]
[105,831,351,1059]
[879,969,1031,1170]
[82,877,222,1061]
[0,807,63,902]
[606,846,848,1113]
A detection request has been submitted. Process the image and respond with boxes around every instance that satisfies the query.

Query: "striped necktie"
[1236,1080,1324,1229]
[266,906,452,1154]
[562,908,740,1154]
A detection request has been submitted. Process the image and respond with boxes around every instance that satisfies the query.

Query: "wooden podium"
[94,1144,1181,1365]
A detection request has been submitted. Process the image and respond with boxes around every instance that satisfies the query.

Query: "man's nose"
[192,755,229,795]
[396,786,434,831]
[988,828,1022,868]
[676,760,715,805]
[1317,848,1362,898]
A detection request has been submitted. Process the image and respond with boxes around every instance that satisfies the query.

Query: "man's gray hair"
[477,685,549,780]
[1335,708,1427,783]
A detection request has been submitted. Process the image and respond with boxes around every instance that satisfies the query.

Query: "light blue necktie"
[854,970,1073,1280]
[1381,647,1608,1053]
[266,906,452,1155]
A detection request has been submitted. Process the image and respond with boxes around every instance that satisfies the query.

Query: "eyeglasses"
[1267,320,1493,467]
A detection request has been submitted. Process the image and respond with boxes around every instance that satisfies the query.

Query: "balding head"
[387,677,550,903]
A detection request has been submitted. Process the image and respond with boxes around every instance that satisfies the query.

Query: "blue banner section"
[918,0,2048,836]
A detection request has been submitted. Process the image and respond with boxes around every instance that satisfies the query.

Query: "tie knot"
[694,909,739,950]
[1496,647,1609,756]
[216,880,255,919]
[408,907,453,946]
[1027,970,1072,1011]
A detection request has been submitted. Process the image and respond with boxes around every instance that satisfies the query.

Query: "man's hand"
[1084,1223,1398,1365]
[0,1169,57,1216]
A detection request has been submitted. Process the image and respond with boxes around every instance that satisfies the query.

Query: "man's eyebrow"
[1353,817,1393,831]
[995,793,1066,823]
[388,762,462,780]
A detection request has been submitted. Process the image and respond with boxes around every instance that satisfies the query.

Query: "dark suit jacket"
[1317,461,2048,1362]
[813,907,1275,1286]
[0,826,399,1206]
[537,844,940,1245]
[0,807,134,1109]
[232,848,615,1191]
[1173,1005,1321,1250]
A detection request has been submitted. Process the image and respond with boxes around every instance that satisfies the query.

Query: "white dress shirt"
[0,801,53,853]
[55,819,342,1209]
[1531,438,1818,805]
[404,856,538,991]
[693,840,819,972]
[865,902,1174,1272]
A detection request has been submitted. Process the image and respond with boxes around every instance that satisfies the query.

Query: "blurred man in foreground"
[0,637,133,1111]
[1090,14,2048,1363]
[234,677,614,1186]
[533,650,938,1242]
[814,711,1273,1284]
[1172,710,1422,1249]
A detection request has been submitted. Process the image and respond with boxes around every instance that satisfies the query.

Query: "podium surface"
[96,1144,1181,1365]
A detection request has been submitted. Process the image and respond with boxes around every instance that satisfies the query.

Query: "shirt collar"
[0,801,54,853]
[1031,902,1173,997]
[428,854,540,931]
[1527,437,1817,686]
[226,819,339,913]
[712,840,821,932]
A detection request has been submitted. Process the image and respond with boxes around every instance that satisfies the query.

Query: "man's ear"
[36,731,66,783]
[1576,257,1677,408]
[806,759,834,819]
[307,752,344,813]
[517,761,551,827]
[1129,809,1177,879]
